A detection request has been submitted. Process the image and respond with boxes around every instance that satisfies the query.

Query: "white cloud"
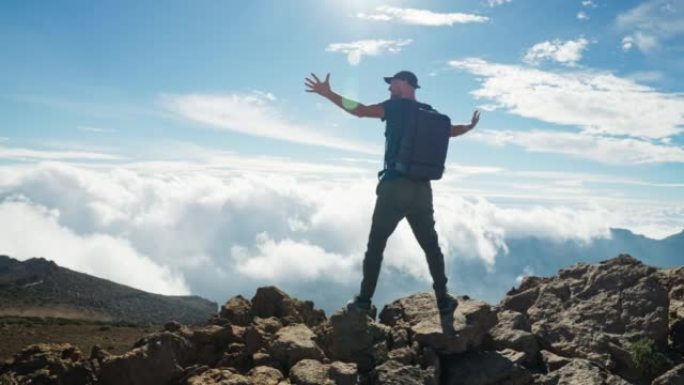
[448,58,684,139]
[357,6,488,26]
[233,233,357,282]
[0,199,189,295]
[470,129,684,164]
[621,32,659,52]
[577,12,589,20]
[487,0,512,7]
[325,39,413,66]
[523,38,589,66]
[0,145,123,161]
[617,0,684,53]
[162,92,381,155]
[582,1,597,8]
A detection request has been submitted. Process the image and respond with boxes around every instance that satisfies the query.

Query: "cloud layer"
[1,159,656,311]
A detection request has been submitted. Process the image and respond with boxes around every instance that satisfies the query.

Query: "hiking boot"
[437,294,458,317]
[346,295,372,314]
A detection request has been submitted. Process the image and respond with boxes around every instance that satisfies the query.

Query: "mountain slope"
[0,255,217,324]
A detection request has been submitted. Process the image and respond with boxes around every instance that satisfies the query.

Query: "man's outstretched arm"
[450,110,480,137]
[305,73,384,119]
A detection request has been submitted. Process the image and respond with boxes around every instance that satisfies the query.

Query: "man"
[304,71,480,318]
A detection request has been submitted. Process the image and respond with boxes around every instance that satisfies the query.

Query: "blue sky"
[1,0,683,311]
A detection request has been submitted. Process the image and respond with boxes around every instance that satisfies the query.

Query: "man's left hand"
[469,110,480,129]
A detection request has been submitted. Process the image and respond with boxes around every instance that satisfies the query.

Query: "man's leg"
[405,182,449,299]
[358,180,407,301]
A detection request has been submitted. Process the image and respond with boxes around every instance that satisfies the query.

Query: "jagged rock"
[288,359,358,385]
[165,321,184,332]
[182,367,250,385]
[652,363,684,385]
[320,308,390,373]
[221,295,253,326]
[244,317,284,356]
[489,310,539,367]
[533,358,632,385]
[499,348,528,366]
[289,359,332,385]
[0,373,18,385]
[98,332,191,385]
[1,343,94,385]
[270,324,325,370]
[539,350,572,372]
[519,255,670,377]
[658,266,684,354]
[247,365,285,385]
[189,325,246,366]
[380,292,496,354]
[329,361,358,385]
[501,289,541,315]
[251,287,326,327]
[216,343,253,373]
[389,328,410,350]
[441,350,532,385]
[372,359,436,385]
[387,347,416,365]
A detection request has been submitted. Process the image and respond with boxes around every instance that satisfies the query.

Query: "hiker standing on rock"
[305,71,480,318]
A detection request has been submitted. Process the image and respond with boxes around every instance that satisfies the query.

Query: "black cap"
[384,71,420,89]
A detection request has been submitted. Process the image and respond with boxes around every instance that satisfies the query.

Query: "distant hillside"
[498,227,684,277]
[0,255,217,325]
[446,227,684,307]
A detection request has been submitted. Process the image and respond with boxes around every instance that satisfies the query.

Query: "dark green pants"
[359,177,449,301]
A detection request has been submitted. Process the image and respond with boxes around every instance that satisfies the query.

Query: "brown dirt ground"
[0,317,157,363]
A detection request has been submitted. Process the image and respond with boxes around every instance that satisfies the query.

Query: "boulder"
[319,307,390,373]
[289,359,332,385]
[539,350,573,372]
[379,292,497,354]
[441,350,532,385]
[372,359,436,385]
[329,361,358,385]
[289,359,358,385]
[489,310,539,367]
[188,325,246,366]
[247,365,285,385]
[270,324,325,369]
[1,343,94,385]
[251,286,326,327]
[98,332,191,385]
[220,295,253,326]
[182,367,250,385]
[533,358,632,385]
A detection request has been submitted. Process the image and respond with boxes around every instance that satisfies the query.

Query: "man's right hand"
[305,73,331,97]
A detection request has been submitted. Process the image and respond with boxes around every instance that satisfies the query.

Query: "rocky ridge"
[0,254,682,385]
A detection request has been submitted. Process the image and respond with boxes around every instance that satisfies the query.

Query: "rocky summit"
[0,254,682,385]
